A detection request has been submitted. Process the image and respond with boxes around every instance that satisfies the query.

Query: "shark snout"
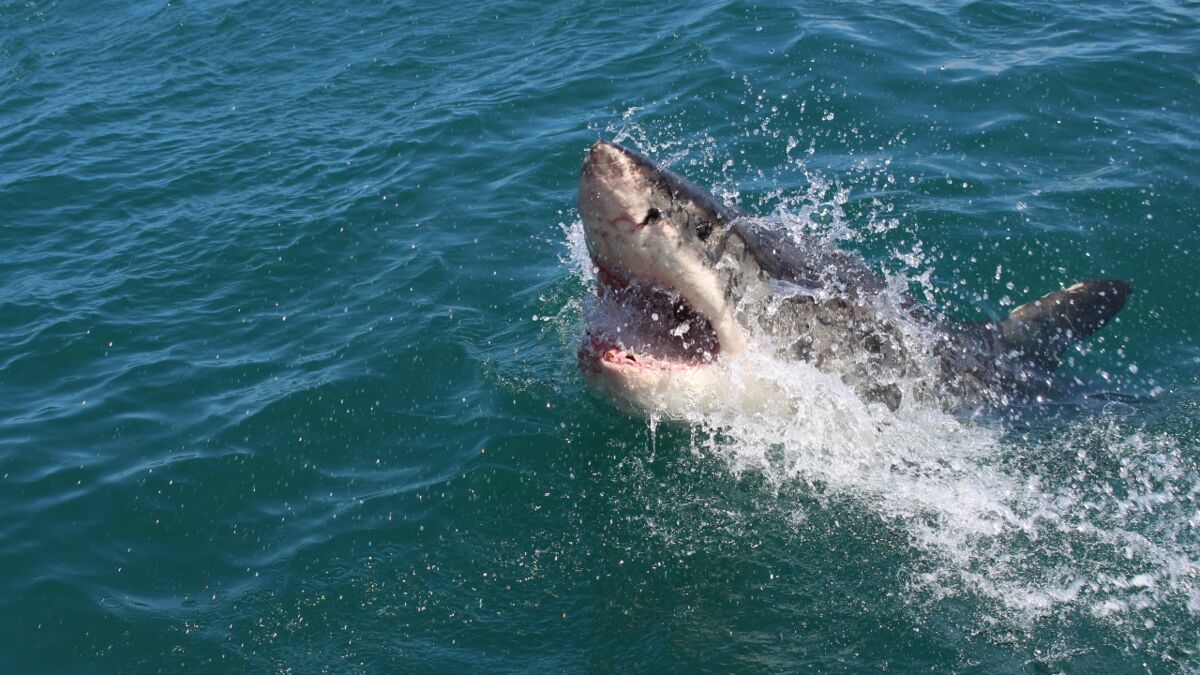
[581,140,639,185]
[578,141,647,243]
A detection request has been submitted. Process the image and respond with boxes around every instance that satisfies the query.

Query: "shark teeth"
[583,264,721,368]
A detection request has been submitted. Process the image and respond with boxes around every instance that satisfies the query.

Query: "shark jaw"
[576,140,751,416]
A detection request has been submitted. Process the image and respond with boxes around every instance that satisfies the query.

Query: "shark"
[575,140,1132,417]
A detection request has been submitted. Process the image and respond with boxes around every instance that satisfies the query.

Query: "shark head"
[577,140,759,414]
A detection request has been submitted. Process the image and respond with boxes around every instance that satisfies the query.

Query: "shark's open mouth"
[580,265,721,371]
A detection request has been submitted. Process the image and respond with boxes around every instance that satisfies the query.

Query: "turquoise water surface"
[2,0,1199,671]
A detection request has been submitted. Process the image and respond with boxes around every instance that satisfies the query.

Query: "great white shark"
[576,140,1132,416]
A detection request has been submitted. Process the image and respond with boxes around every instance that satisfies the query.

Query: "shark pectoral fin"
[997,279,1133,369]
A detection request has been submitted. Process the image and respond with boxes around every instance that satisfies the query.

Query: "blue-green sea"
[3,0,1199,671]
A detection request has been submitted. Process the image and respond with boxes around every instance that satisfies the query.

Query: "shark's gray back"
[730,219,887,296]
[721,219,1132,410]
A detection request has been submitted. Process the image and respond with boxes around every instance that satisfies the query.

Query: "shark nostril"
[643,208,662,225]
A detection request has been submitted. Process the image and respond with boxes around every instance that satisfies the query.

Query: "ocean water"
[2,0,1199,671]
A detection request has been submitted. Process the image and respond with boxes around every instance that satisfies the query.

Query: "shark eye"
[696,220,714,241]
[643,207,662,225]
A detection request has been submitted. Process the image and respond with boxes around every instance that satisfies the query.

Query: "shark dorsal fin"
[996,279,1132,369]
